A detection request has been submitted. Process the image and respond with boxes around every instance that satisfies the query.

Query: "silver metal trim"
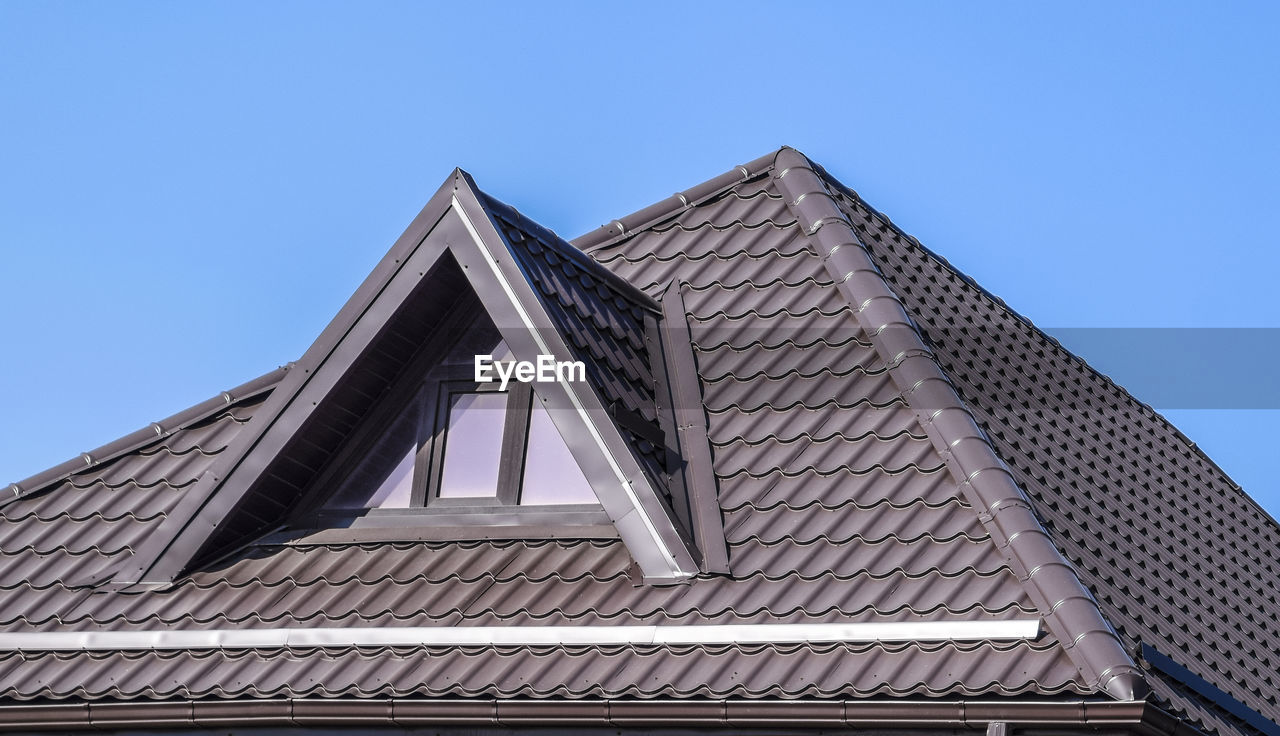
[0,620,1041,652]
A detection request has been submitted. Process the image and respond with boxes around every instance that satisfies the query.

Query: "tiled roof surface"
[0,396,268,609]
[0,640,1077,702]
[818,168,1280,736]
[0,157,1093,705]
[581,164,1095,698]
[0,150,1272,734]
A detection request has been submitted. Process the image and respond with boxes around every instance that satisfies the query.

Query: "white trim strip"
[0,620,1040,652]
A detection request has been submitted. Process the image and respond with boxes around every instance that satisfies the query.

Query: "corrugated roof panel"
[721,498,984,546]
[695,338,884,385]
[728,535,1006,578]
[717,463,956,512]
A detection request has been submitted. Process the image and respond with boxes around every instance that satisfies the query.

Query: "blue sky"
[2,3,1278,515]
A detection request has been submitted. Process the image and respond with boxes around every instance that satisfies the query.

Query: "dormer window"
[136,184,720,582]
[304,321,602,536]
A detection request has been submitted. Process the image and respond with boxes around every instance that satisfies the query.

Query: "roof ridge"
[1,365,287,510]
[572,149,783,252]
[769,147,1147,702]
[813,166,1280,541]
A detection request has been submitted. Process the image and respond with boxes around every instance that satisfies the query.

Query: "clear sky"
[3,3,1278,516]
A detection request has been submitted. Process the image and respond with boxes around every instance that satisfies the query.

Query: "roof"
[0,148,1274,735]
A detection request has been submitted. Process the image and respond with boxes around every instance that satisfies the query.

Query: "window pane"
[520,401,597,505]
[326,399,419,510]
[367,445,416,508]
[438,392,508,498]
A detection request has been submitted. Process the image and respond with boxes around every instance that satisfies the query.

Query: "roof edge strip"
[1,364,288,510]
[572,149,780,251]
[0,697,1197,734]
[0,620,1043,652]
[771,147,1147,703]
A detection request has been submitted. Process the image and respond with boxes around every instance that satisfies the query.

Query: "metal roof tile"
[717,463,954,510]
[721,499,983,546]
[825,173,1280,731]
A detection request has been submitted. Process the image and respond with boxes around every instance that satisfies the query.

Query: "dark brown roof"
[0,148,1274,736]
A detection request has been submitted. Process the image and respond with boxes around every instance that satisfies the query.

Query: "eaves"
[0,697,1204,736]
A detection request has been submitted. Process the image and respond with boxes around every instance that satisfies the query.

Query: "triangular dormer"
[119,171,726,584]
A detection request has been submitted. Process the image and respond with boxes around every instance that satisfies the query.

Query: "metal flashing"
[0,697,1177,733]
[266,518,619,545]
[657,280,730,573]
[0,619,1042,652]
[770,146,1146,702]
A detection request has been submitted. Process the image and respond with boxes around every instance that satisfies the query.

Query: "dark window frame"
[414,368,537,508]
